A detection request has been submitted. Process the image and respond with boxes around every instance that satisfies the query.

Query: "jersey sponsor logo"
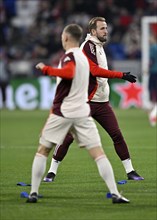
[89,43,96,55]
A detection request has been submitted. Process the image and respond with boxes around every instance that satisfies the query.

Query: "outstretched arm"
[88,57,123,78]
[88,58,136,83]
[36,61,75,80]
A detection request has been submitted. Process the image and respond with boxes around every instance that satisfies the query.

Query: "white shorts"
[39,113,102,149]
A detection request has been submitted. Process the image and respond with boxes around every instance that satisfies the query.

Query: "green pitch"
[0,109,156,220]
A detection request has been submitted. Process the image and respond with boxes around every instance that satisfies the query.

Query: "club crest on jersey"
[89,43,96,55]
[64,56,71,62]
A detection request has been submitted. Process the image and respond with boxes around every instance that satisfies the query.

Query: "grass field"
[0,108,156,220]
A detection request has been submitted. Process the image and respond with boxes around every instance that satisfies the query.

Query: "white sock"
[48,158,61,175]
[122,158,134,174]
[30,153,47,194]
[95,155,120,196]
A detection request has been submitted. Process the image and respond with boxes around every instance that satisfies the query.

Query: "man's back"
[54,47,90,118]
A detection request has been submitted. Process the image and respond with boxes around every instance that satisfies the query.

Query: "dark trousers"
[148,73,157,102]
[53,101,130,161]
[0,82,8,103]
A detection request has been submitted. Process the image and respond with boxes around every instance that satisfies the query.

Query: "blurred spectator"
[0,48,11,108]
[1,0,156,75]
[122,24,141,59]
[11,0,39,28]
[3,0,17,23]
[148,33,157,104]
[144,0,157,16]
[0,1,7,46]
[148,32,157,127]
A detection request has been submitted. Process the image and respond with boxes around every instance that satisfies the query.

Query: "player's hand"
[122,72,137,83]
[35,62,45,70]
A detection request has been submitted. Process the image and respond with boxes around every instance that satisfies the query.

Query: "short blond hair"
[64,24,83,42]
[88,17,106,33]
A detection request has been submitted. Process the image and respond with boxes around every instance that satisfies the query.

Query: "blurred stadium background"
[0,2,156,219]
[0,0,157,113]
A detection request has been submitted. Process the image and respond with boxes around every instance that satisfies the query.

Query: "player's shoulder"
[81,40,96,56]
[72,48,88,61]
[61,52,75,65]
